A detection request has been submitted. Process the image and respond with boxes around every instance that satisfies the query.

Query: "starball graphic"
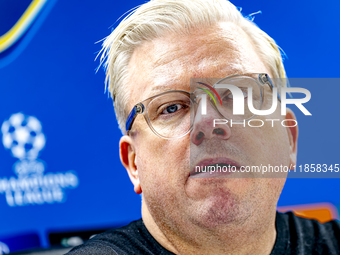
[0,113,79,207]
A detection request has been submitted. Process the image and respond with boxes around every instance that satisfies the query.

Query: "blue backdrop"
[0,0,339,252]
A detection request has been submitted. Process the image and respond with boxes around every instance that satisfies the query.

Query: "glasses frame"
[125,73,279,139]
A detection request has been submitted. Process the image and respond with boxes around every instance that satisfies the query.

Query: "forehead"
[127,22,269,107]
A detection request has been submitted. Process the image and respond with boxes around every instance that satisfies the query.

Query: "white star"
[9,113,24,127]
[26,116,41,132]
[12,145,25,159]
[14,127,30,144]
[2,133,13,149]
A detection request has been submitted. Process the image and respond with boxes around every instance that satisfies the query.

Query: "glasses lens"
[147,92,192,138]
[214,76,263,120]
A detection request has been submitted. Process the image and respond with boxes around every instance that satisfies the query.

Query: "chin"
[190,189,252,229]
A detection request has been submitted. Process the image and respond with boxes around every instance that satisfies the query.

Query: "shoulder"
[274,211,340,255]
[64,219,174,255]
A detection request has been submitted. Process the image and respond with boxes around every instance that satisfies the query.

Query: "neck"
[142,201,277,255]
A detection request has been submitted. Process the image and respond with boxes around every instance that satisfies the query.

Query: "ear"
[119,135,142,194]
[284,108,298,170]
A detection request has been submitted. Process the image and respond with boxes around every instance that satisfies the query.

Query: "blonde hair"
[99,0,286,133]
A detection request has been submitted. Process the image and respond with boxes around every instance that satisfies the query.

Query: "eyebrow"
[148,83,188,97]
[150,85,175,93]
[147,76,226,99]
[136,85,176,101]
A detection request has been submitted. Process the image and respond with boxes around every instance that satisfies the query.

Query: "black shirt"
[65,212,340,255]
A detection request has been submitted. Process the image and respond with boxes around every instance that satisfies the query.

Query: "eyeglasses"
[125,73,279,139]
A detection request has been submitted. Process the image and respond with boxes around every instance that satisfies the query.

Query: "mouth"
[189,158,241,177]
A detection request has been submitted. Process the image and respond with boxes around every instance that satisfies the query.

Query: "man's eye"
[161,104,184,114]
[224,93,233,100]
[222,89,248,100]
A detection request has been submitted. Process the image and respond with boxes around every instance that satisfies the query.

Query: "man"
[67,0,340,254]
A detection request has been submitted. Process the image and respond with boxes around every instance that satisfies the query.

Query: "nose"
[190,98,231,145]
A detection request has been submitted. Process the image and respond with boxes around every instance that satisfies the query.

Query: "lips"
[190,157,241,177]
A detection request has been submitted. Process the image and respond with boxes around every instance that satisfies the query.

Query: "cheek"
[257,178,287,212]
[135,135,191,221]
[260,124,289,151]
[254,178,287,215]
[234,116,291,166]
[135,134,190,193]
[270,178,287,196]
[263,113,292,165]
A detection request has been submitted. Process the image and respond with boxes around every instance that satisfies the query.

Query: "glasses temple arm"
[265,76,282,103]
[125,103,144,134]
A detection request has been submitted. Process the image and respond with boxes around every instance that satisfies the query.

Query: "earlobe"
[120,135,142,194]
[285,108,298,170]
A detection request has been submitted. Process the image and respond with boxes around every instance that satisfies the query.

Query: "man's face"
[123,22,297,235]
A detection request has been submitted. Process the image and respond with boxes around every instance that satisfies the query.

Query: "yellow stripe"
[0,0,47,53]
[198,87,218,107]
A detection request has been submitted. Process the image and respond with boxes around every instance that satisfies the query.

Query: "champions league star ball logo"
[1,113,46,178]
[0,241,9,255]
[1,113,45,162]
[0,113,79,207]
